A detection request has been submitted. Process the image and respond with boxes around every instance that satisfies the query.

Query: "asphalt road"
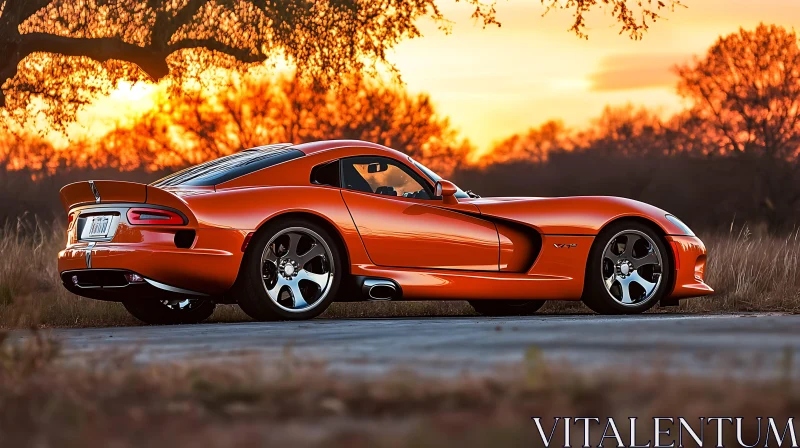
[14,313,800,377]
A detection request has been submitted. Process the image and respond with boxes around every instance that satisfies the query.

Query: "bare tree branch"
[167,39,264,63]
[151,0,206,47]
[0,0,680,123]
[19,33,170,80]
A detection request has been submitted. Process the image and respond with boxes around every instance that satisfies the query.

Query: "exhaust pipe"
[362,278,398,301]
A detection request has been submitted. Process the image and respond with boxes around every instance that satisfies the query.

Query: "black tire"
[236,218,344,321]
[468,300,546,316]
[123,298,215,325]
[581,220,673,315]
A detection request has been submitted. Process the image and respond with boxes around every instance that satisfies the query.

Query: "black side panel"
[491,218,543,273]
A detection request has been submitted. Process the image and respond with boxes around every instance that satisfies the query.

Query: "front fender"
[470,196,689,235]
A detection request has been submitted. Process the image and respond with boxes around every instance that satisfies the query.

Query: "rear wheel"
[468,300,546,316]
[582,221,672,314]
[123,298,215,325]
[237,219,343,321]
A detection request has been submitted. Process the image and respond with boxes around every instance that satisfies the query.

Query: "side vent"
[174,230,196,249]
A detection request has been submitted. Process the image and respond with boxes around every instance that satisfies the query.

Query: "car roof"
[290,140,408,159]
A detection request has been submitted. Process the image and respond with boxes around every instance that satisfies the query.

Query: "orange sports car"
[58,140,712,324]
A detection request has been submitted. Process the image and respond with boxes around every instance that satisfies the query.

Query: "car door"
[339,156,499,271]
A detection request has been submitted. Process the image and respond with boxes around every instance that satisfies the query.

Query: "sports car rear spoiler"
[60,180,196,224]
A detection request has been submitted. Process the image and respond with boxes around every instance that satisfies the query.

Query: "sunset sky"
[30,0,800,160]
[389,0,800,156]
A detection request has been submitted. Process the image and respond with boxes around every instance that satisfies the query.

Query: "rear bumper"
[61,269,207,302]
[58,228,246,297]
[667,235,714,298]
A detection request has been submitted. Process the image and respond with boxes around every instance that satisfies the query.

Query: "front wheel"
[581,221,673,314]
[123,298,215,325]
[469,300,546,316]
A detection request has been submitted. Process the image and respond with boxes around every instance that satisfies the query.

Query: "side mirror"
[435,180,458,204]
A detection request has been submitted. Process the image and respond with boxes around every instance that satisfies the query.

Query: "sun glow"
[389,0,800,156]
[84,81,160,126]
[34,80,161,152]
[4,0,800,168]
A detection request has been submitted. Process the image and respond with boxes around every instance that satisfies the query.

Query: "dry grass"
[682,227,800,312]
[0,331,797,447]
[1,220,799,328]
[0,218,141,328]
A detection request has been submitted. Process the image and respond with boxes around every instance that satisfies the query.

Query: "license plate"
[83,216,112,238]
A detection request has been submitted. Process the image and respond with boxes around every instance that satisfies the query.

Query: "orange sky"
[389,0,800,157]
[21,0,800,160]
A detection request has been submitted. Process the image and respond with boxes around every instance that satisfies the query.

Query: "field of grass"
[0,330,795,447]
[1,219,799,328]
[2,222,798,446]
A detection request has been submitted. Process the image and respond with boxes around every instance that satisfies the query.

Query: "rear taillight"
[126,208,185,225]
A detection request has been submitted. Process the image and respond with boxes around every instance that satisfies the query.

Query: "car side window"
[310,160,340,187]
[341,157,432,200]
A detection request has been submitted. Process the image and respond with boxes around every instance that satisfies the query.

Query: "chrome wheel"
[601,230,663,306]
[260,227,334,313]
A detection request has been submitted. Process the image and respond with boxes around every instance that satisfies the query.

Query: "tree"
[0,0,680,124]
[303,76,471,174]
[577,104,669,156]
[676,24,800,225]
[676,24,800,159]
[481,120,570,165]
[10,72,470,175]
[541,0,682,39]
[662,109,721,157]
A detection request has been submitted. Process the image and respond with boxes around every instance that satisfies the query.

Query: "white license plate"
[83,216,112,238]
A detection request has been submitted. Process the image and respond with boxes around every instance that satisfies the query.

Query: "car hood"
[460,196,685,236]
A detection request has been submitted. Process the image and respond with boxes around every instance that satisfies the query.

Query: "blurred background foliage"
[0,1,798,231]
[2,1,800,326]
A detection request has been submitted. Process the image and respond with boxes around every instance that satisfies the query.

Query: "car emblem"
[89,180,101,203]
[554,243,577,248]
[85,242,96,268]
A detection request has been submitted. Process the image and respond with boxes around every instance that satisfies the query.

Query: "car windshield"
[409,158,472,199]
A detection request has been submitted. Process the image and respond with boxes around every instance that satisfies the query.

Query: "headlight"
[665,214,695,236]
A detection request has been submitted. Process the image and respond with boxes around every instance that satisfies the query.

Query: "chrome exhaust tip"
[362,278,397,301]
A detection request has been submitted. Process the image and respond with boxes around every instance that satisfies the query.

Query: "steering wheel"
[403,189,428,199]
[375,186,397,196]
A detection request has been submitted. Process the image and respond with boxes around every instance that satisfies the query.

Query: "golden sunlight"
[50,81,161,151]
[5,0,800,167]
[389,0,800,156]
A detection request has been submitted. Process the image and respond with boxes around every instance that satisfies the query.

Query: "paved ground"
[14,313,800,377]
